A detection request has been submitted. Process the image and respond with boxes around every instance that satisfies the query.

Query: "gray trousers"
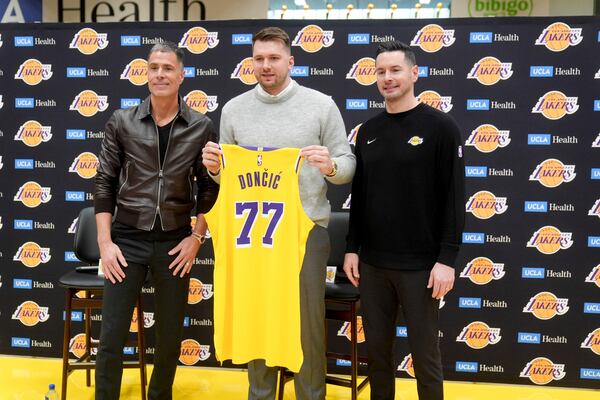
[248,225,330,400]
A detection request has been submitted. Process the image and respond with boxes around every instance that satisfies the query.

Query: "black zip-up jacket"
[94,95,219,231]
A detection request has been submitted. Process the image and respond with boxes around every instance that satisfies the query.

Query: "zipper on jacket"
[117,160,131,195]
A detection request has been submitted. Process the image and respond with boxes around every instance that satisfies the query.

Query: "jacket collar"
[136,95,192,124]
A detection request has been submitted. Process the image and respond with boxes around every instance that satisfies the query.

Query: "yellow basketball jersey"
[205,144,314,372]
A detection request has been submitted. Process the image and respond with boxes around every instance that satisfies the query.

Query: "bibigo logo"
[179,339,210,365]
[69,152,99,179]
[120,59,148,86]
[585,264,600,288]
[535,22,582,52]
[231,57,257,85]
[14,59,53,85]
[527,226,573,254]
[460,257,505,285]
[70,90,109,117]
[410,24,455,53]
[13,241,51,267]
[292,25,334,53]
[337,316,365,343]
[456,321,501,349]
[416,90,452,113]
[520,357,565,385]
[347,123,362,145]
[14,181,52,208]
[69,333,98,358]
[466,191,508,219]
[532,91,578,120]
[581,328,600,355]
[188,278,214,304]
[346,57,376,85]
[465,124,510,152]
[12,301,50,326]
[397,354,415,377]
[178,27,219,54]
[184,90,218,114]
[529,159,575,188]
[467,57,512,85]
[69,28,109,55]
[129,308,156,332]
[523,291,569,320]
[14,120,52,147]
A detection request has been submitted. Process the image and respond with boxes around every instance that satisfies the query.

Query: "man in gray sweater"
[202,27,355,400]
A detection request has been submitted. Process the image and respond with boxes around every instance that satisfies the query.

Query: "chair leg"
[136,295,147,400]
[61,290,73,400]
[84,293,92,387]
[350,303,358,400]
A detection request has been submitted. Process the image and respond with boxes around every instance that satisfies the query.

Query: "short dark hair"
[148,41,185,68]
[375,41,416,66]
[253,27,291,50]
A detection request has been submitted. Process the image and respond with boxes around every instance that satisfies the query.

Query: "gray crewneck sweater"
[216,80,355,227]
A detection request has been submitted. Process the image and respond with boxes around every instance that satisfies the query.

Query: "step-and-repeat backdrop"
[0,18,598,388]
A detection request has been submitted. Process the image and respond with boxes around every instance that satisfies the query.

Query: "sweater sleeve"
[345,133,363,254]
[321,99,356,185]
[211,102,238,185]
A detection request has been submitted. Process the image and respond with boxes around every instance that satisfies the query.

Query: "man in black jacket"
[94,41,218,399]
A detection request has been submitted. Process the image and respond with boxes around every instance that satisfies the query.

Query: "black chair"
[58,207,147,400]
[278,212,369,400]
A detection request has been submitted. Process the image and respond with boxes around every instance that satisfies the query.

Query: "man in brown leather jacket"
[93,41,218,400]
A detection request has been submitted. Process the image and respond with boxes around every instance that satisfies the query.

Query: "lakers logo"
[13,241,51,267]
[581,328,600,355]
[467,57,512,85]
[589,199,600,218]
[69,28,109,55]
[69,152,99,179]
[292,25,334,53]
[410,24,455,53]
[535,22,582,52]
[585,265,600,288]
[465,191,508,219]
[460,257,505,285]
[188,278,214,304]
[179,339,210,365]
[12,301,50,326]
[520,357,566,385]
[593,133,600,147]
[595,68,600,80]
[346,57,376,85]
[529,159,575,188]
[14,59,53,85]
[14,120,52,147]
[129,308,155,332]
[416,90,452,112]
[523,291,569,320]
[456,321,501,349]
[69,333,98,358]
[14,181,52,208]
[347,123,362,145]
[397,354,415,378]
[527,226,573,255]
[70,90,109,117]
[408,136,423,146]
[231,57,257,85]
[120,59,148,86]
[532,91,578,120]
[184,90,218,114]
[178,27,219,54]
[465,124,510,153]
[68,217,78,234]
[337,316,365,343]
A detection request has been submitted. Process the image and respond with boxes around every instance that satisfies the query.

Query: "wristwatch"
[325,159,338,177]
[191,232,206,244]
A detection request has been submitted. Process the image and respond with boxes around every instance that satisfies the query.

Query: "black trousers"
[95,237,190,400]
[359,262,443,400]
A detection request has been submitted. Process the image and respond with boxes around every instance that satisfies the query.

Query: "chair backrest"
[326,212,349,268]
[73,207,100,264]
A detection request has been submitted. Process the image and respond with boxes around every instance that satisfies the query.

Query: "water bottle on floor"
[44,384,59,400]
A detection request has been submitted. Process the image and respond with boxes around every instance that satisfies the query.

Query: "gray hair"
[148,41,185,68]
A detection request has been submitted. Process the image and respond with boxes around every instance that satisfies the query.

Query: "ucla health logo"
[69,152,99,179]
[12,301,50,326]
[465,124,510,153]
[589,199,600,218]
[467,57,512,85]
[410,24,455,52]
[70,90,109,117]
[520,357,565,385]
[120,59,148,86]
[527,226,573,254]
[397,354,415,378]
[292,25,334,53]
[184,90,218,114]
[178,27,219,54]
[466,191,507,219]
[346,57,376,86]
[416,90,452,112]
[532,91,578,120]
[347,123,362,145]
[581,328,600,355]
[187,278,214,304]
[456,321,501,349]
[535,22,582,52]
[523,292,569,320]
[585,265,600,288]
[14,182,52,208]
[14,59,53,85]
[231,57,257,85]
[529,159,575,188]
[13,242,51,267]
[460,257,505,285]
[14,120,52,147]
[69,28,109,55]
